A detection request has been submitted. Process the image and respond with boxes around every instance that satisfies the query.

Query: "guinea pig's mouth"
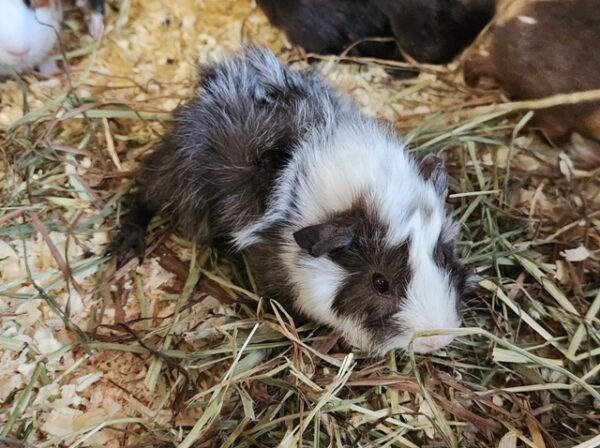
[370,331,457,356]
[412,334,456,354]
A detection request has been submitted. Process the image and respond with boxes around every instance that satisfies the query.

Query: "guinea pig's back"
[256,0,394,58]
[490,0,599,96]
[137,46,347,242]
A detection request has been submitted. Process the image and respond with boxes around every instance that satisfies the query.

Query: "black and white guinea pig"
[0,0,104,77]
[110,46,473,355]
[256,0,495,65]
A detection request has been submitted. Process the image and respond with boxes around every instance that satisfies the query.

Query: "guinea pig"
[0,0,63,76]
[255,0,397,60]
[374,0,495,64]
[256,0,494,65]
[77,0,106,38]
[464,0,600,146]
[0,0,104,77]
[110,46,473,356]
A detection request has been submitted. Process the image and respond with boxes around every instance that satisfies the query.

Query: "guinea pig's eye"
[24,0,32,7]
[372,273,390,295]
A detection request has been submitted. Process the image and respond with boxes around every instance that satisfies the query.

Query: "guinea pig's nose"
[6,47,31,58]
[414,334,455,353]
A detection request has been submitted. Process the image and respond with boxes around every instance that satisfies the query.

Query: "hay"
[1,0,599,447]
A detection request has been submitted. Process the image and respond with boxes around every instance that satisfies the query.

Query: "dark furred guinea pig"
[256,0,494,65]
[110,46,473,356]
[464,0,600,146]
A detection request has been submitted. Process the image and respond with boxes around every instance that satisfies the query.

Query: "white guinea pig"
[0,0,104,77]
[110,46,474,356]
[0,0,63,76]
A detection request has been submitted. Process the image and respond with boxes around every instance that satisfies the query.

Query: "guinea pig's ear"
[293,222,354,257]
[418,154,448,196]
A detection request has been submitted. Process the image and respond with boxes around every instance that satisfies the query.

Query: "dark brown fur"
[434,232,470,306]
[327,202,411,343]
[464,0,600,144]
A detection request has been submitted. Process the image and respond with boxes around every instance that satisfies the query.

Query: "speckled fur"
[111,46,471,355]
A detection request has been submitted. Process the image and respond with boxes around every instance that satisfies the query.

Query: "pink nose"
[414,335,455,354]
[6,47,30,57]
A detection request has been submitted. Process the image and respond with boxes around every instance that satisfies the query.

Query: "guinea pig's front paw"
[89,12,104,38]
[107,226,147,268]
[37,60,61,77]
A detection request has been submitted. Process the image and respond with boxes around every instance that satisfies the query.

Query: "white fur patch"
[291,120,417,229]
[389,198,463,350]
[280,244,346,321]
[279,241,372,349]
[401,269,460,327]
[517,15,537,25]
[0,0,62,76]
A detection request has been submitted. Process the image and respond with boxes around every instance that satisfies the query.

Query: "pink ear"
[418,154,448,196]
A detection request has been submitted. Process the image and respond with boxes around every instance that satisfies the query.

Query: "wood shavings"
[561,245,591,262]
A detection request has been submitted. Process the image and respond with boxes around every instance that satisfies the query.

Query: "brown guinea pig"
[464,0,600,148]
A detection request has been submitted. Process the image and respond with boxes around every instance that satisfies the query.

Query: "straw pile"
[1,1,599,447]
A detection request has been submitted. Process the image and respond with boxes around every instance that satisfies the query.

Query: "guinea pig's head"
[0,0,62,76]
[292,155,473,356]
